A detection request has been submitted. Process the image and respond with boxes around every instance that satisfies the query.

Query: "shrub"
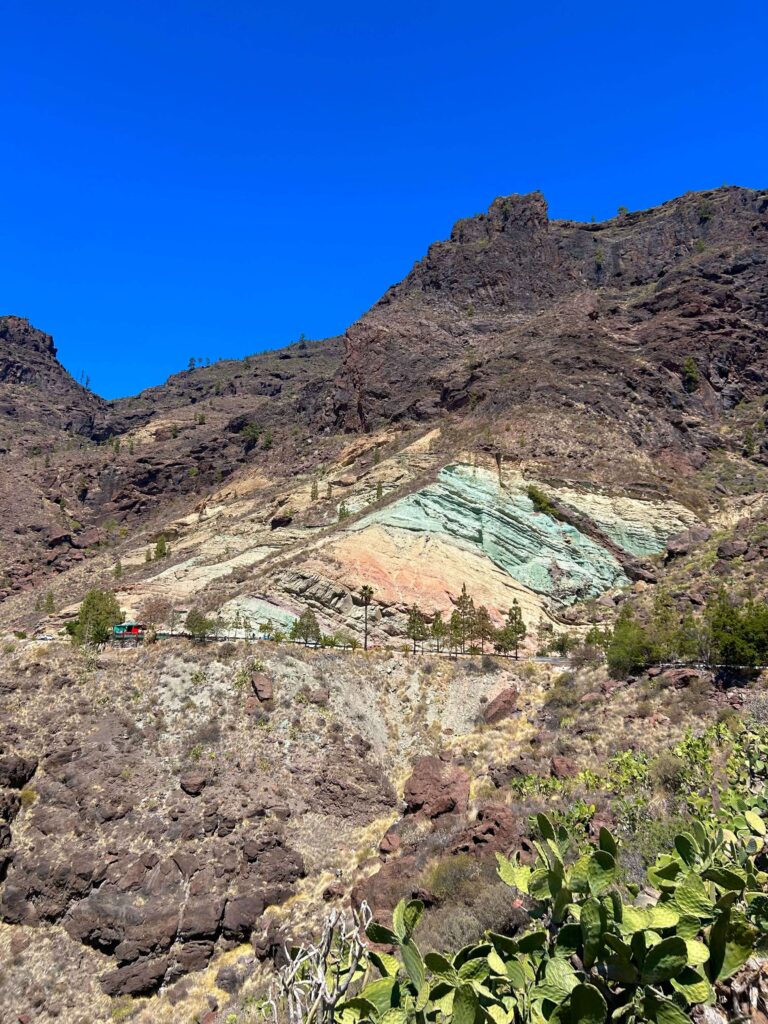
[69,589,123,645]
[649,751,686,793]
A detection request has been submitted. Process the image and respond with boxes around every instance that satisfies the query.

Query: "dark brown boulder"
[178,896,224,940]
[483,687,519,724]
[665,525,712,560]
[0,753,37,789]
[550,756,578,780]
[101,956,169,997]
[403,756,470,819]
[180,770,208,796]
[222,894,266,940]
[716,538,748,560]
[175,940,215,974]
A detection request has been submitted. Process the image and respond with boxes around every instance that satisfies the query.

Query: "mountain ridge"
[1,184,767,618]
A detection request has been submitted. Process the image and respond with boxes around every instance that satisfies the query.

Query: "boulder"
[270,514,293,529]
[658,668,704,689]
[483,687,519,724]
[379,830,401,855]
[550,756,578,780]
[0,753,37,789]
[176,940,214,973]
[179,771,208,796]
[451,803,522,856]
[251,673,274,701]
[716,538,748,560]
[215,965,244,994]
[101,956,169,997]
[665,525,712,560]
[178,897,224,940]
[403,756,470,819]
[222,894,266,940]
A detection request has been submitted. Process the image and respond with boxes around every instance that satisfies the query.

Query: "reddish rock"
[451,803,522,856]
[379,830,401,855]
[251,674,274,701]
[665,525,712,560]
[71,527,104,549]
[550,756,578,780]
[483,687,519,724]
[403,756,469,819]
[658,668,704,689]
[579,691,601,704]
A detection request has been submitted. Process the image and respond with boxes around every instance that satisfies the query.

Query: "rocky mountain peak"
[0,315,59,380]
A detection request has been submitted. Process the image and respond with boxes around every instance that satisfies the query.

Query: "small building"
[112,621,145,638]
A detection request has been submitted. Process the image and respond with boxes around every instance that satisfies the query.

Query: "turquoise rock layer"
[352,464,630,606]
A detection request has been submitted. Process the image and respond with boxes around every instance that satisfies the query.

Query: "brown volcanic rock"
[666,525,712,560]
[716,538,749,560]
[2,186,768,612]
[101,956,170,998]
[333,187,768,459]
[483,687,519,724]
[403,756,470,819]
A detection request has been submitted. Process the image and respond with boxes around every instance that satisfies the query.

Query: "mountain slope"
[1,186,768,632]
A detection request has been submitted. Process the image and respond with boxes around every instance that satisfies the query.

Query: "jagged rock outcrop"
[334,187,768,439]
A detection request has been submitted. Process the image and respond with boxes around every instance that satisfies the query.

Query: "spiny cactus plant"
[326,808,767,1024]
[266,724,768,1024]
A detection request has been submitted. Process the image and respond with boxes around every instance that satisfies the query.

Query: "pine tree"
[495,599,527,658]
[536,615,554,654]
[71,589,124,645]
[431,610,447,653]
[406,605,428,653]
[310,479,319,501]
[454,583,475,654]
[291,607,321,647]
[113,559,123,580]
[376,481,383,500]
[474,606,494,653]
[44,590,55,615]
[154,535,169,560]
[448,610,463,657]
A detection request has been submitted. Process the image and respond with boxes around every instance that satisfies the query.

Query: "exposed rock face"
[334,187,768,438]
[251,673,274,701]
[403,756,470,819]
[483,687,519,724]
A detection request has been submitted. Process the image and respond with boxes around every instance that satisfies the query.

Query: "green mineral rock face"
[554,488,697,558]
[353,465,631,605]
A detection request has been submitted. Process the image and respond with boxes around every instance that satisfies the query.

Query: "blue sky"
[1,1,765,398]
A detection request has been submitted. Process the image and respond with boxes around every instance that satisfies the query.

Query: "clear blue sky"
[2,1,765,398]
